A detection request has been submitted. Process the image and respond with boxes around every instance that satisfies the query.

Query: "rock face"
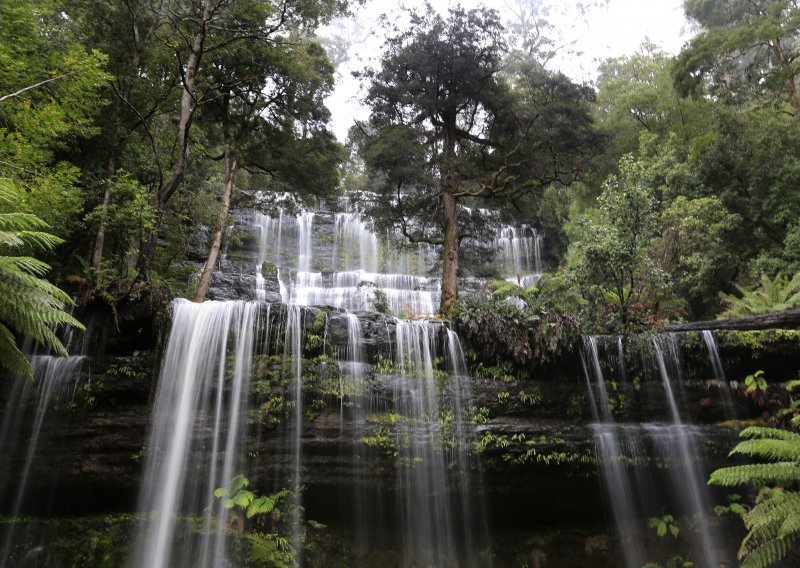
[1,300,791,515]
[3,206,799,565]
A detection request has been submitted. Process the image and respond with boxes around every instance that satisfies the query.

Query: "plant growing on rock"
[709,423,800,568]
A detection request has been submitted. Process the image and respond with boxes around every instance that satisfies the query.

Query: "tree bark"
[440,191,459,317]
[91,155,117,272]
[439,115,460,317]
[195,147,238,303]
[139,0,215,279]
[665,309,800,332]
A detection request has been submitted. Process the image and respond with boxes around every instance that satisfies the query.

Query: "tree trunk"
[665,309,800,332]
[439,116,460,318]
[91,155,117,272]
[139,0,215,280]
[440,191,459,317]
[195,111,238,302]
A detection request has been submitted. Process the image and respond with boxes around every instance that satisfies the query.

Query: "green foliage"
[568,154,669,328]
[719,273,800,318]
[744,371,769,407]
[648,513,680,538]
[0,179,83,378]
[453,277,582,371]
[709,424,800,567]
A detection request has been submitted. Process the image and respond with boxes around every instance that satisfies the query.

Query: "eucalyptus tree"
[675,0,800,111]
[193,33,345,301]
[355,5,600,316]
[137,0,350,279]
[63,0,174,274]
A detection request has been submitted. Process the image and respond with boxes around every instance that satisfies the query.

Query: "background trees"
[355,4,600,316]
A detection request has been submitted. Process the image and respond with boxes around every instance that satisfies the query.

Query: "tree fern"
[719,272,800,317]
[709,425,800,567]
[0,178,82,379]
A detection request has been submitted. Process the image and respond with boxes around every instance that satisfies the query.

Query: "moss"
[261,262,278,278]
[718,329,800,350]
[1,514,139,568]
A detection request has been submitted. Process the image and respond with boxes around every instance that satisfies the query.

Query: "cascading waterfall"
[131,300,259,568]
[131,203,491,566]
[701,330,737,419]
[651,334,720,568]
[386,320,488,567]
[584,334,728,567]
[252,207,440,315]
[701,330,726,383]
[582,336,646,568]
[497,224,543,287]
[0,355,85,566]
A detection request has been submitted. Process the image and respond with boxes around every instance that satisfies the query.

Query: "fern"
[710,463,800,486]
[710,425,800,567]
[0,178,83,379]
[719,272,800,318]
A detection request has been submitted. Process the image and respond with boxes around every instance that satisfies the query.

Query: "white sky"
[322,0,694,140]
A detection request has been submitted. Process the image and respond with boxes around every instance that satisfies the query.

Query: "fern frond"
[0,212,51,231]
[746,492,800,532]
[709,463,800,486]
[731,439,800,462]
[740,427,800,443]
[778,513,800,539]
[0,323,33,380]
[740,535,792,568]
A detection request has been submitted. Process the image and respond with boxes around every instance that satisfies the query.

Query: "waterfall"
[0,355,85,566]
[496,224,543,286]
[249,208,441,315]
[582,337,646,568]
[585,334,730,567]
[701,331,725,382]
[131,300,258,568]
[651,334,720,568]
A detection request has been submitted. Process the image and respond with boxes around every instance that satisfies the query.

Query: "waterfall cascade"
[0,354,86,566]
[128,204,494,567]
[582,334,737,567]
[252,210,440,316]
[1,202,780,567]
[496,224,543,287]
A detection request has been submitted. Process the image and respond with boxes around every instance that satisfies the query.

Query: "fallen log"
[666,309,800,332]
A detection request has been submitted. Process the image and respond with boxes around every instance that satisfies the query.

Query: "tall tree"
[356,5,599,316]
[595,42,712,155]
[675,0,800,111]
[138,0,349,279]
[193,33,344,301]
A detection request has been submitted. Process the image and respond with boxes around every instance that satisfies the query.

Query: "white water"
[651,335,720,568]
[0,355,85,566]
[584,334,727,567]
[251,208,441,315]
[582,337,646,568]
[131,300,258,568]
[497,224,543,287]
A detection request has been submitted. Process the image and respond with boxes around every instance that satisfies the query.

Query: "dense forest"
[2,0,800,566]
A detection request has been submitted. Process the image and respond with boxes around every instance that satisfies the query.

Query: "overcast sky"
[321,0,694,140]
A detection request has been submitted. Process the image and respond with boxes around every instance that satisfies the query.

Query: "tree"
[675,0,800,111]
[138,0,349,279]
[193,32,344,301]
[63,0,174,275]
[356,5,600,316]
[0,179,83,379]
[595,42,712,155]
[568,154,668,326]
[0,0,110,239]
